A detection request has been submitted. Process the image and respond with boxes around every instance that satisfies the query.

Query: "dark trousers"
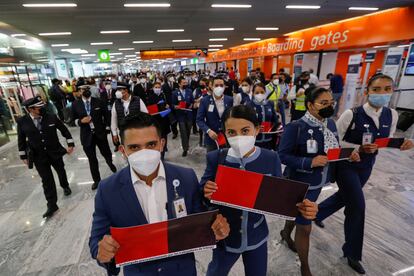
[207,242,267,276]
[317,162,373,260]
[83,135,113,183]
[192,108,199,133]
[178,120,192,152]
[34,155,69,208]
[277,99,286,126]
[54,102,65,122]
[206,143,218,153]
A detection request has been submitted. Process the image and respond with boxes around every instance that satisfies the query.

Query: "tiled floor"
[0,127,413,276]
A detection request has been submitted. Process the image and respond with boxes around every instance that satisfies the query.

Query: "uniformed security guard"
[314,74,414,274]
[17,96,74,218]
[72,85,117,190]
[266,73,286,126]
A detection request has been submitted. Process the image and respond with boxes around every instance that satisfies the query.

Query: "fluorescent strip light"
[209,38,228,41]
[286,5,320,9]
[135,51,141,54]
[208,48,220,51]
[244,38,260,41]
[209,44,223,47]
[90,42,113,45]
[100,30,130,34]
[133,40,154,44]
[124,3,171,8]
[81,54,96,57]
[23,3,77,7]
[51,43,69,47]
[209,28,234,31]
[157,29,184,32]
[256,27,279,31]
[349,7,379,11]
[11,34,26,37]
[172,39,192,42]
[125,54,137,57]
[81,57,91,60]
[119,48,135,51]
[211,4,251,8]
[109,52,123,56]
[38,32,72,36]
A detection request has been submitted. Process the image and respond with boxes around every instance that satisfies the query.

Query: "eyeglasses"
[315,101,336,107]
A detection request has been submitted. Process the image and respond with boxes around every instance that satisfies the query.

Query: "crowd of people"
[16,67,413,276]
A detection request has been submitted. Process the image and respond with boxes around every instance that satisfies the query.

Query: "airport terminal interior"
[0,1,414,276]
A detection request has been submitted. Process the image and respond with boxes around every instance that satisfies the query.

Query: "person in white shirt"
[309,69,319,86]
[314,73,413,274]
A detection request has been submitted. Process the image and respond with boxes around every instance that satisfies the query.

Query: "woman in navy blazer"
[201,105,318,276]
[278,87,359,276]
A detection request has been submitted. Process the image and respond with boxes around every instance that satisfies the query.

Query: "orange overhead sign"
[140,49,207,60]
[207,7,414,62]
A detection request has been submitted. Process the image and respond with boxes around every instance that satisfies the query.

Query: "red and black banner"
[147,104,171,117]
[111,210,218,267]
[374,137,405,148]
[215,132,227,148]
[327,147,355,161]
[261,122,273,133]
[211,165,309,220]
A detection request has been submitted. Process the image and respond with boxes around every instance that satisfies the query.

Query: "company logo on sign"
[98,49,111,62]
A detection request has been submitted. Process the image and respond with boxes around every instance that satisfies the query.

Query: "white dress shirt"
[130,162,168,224]
[111,95,148,135]
[234,92,252,106]
[214,96,225,118]
[336,102,398,149]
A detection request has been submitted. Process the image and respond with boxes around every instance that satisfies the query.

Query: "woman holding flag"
[278,86,360,276]
[200,104,318,276]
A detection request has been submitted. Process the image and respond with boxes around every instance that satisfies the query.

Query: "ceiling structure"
[0,0,413,62]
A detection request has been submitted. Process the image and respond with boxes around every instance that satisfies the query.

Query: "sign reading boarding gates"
[98,49,111,62]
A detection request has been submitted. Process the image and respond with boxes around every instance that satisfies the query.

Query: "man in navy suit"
[197,77,233,152]
[172,76,194,157]
[89,113,230,276]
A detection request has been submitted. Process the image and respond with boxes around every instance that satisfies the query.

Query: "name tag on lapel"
[48,124,55,127]
[208,104,214,112]
[382,125,389,128]
[173,198,187,218]
[94,107,100,110]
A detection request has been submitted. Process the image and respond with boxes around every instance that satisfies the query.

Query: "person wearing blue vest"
[201,105,318,276]
[172,76,195,157]
[314,74,413,274]
[248,83,279,150]
[234,78,253,106]
[278,86,360,276]
[197,77,233,152]
[89,113,230,276]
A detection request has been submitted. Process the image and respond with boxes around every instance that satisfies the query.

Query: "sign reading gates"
[206,7,414,62]
[140,49,207,60]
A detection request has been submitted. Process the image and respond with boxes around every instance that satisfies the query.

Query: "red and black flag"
[327,147,355,161]
[215,132,227,148]
[374,137,405,148]
[211,165,309,220]
[111,210,218,267]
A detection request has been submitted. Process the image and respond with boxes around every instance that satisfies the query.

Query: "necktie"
[86,101,91,115]
[35,118,42,131]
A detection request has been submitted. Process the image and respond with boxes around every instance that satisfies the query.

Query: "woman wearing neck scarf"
[278,86,360,276]
[247,83,280,150]
[200,105,318,276]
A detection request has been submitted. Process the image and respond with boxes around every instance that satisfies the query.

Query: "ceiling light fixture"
[209,38,228,41]
[51,44,69,47]
[125,54,137,57]
[157,29,184,32]
[208,48,220,51]
[285,5,321,9]
[119,48,135,51]
[349,7,379,11]
[256,27,279,30]
[38,32,72,36]
[211,4,252,8]
[81,54,96,57]
[209,28,234,31]
[100,30,130,34]
[172,39,192,42]
[23,3,77,8]
[133,40,154,44]
[243,38,260,41]
[124,3,171,8]
[90,42,113,45]
[109,53,123,56]
[209,44,223,47]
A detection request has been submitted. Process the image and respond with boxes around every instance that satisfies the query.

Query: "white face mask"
[227,135,256,158]
[241,86,250,94]
[168,77,175,82]
[213,87,224,97]
[272,79,279,85]
[105,84,111,90]
[115,90,123,99]
[140,78,146,84]
[153,88,162,95]
[254,94,266,103]
[127,149,161,177]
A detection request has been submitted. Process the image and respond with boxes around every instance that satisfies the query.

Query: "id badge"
[208,104,214,112]
[178,96,182,101]
[307,139,318,154]
[107,104,112,111]
[362,132,373,145]
[89,122,95,130]
[173,197,187,218]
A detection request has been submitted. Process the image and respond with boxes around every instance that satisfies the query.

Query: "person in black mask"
[288,71,315,121]
[17,96,74,218]
[71,85,117,190]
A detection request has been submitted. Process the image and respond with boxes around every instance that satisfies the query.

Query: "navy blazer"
[196,95,233,146]
[89,162,203,276]
[248,100,279,144]
[172,89,194,122]
[200,147,282,253]
[278,116,338,189]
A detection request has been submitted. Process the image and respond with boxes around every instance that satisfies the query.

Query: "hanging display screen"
[404,44,414,75]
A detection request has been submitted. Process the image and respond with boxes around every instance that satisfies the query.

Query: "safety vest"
[295,86,306,111]
[265,83,282,103]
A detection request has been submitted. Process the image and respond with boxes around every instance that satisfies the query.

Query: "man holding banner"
[89,113,229,276]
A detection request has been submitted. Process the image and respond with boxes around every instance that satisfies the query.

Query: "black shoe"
[280,230,297,253]
[91,182,99,190]
[172,134,178,139]
[63,187,72,196]
[43,205,59,218]
[347,257,366,274]
[109,164,117,173]
[314,219,325,228]
[182,151,188,157]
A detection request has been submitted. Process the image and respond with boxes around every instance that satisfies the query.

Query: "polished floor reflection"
[0,127,413,276]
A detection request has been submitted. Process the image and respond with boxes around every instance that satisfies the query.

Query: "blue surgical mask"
[368,93,392,107]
